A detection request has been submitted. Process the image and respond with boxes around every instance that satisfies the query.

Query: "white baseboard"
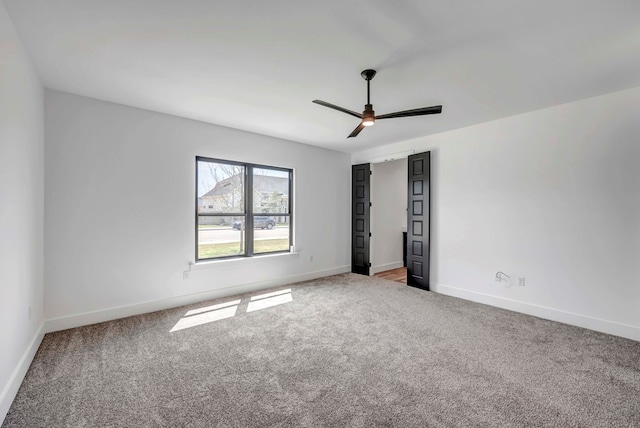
[45,265,350,333]
[371,261,404,275]
[1,323,45,425]
[432,283,640,342]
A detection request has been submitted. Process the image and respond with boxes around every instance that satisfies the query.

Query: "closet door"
[352,163,370,275]
[407,152,430,289]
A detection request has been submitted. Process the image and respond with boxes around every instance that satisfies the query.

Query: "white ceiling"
[5,0,640,153]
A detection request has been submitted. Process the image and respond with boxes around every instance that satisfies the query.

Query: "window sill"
[190,251,300,270]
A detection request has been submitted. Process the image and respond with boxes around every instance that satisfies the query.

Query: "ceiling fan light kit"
[313,69,442,138]
[362,105,375,127]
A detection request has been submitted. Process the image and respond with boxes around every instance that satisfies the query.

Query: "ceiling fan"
[313,69,443,138]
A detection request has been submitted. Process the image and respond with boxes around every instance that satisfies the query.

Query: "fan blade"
[376,105,442,120]
[313,100,362,119]
[347,122,366,138]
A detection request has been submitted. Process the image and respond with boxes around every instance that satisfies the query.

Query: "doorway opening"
[351,152,431,290]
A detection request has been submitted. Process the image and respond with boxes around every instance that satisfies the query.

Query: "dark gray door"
[352,163,370,275]
[407,152,430,290]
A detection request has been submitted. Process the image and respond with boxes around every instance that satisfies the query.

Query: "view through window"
[196,157,292,261]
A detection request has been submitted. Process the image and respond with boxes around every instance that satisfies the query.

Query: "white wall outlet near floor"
[518,277,525,286]
[309,255,313,262]
[183,271,189,280]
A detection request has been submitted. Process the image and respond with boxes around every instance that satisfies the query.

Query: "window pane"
[253,168,289,214]
[198,216,246,259]
[196,157,292,261]
[253,215,290,254]
[198,160,245,213]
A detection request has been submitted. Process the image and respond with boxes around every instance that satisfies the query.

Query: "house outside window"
[196,156,292,261]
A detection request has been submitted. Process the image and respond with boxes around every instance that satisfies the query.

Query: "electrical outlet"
[309,255,313,262]
[28,306,31,320]
[518,277,525,286]
[183,271,190,280]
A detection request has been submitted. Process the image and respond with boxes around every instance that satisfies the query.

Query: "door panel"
[352,163,370,275]
[407,152,430,289]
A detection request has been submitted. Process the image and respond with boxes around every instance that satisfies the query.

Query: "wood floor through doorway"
[374,267,407,284]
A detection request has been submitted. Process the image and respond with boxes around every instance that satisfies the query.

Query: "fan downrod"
[361,69,377,81]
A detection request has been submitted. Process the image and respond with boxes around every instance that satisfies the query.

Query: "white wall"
[0,2,45,421]
[371,159,407,273]
[353,87,640,341]
[44,90,350,328]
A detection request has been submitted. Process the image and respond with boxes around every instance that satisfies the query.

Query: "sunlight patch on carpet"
[170,290,293,332]
[171,301,240,332]
[184,299,241,316]
[247,289,292,312]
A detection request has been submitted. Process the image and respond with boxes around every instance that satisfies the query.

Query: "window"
[196,156,293,261]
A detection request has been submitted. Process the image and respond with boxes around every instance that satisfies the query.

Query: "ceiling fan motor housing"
[362,104,375,126]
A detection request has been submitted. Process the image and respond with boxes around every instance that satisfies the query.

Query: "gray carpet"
[4,273,640,427]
